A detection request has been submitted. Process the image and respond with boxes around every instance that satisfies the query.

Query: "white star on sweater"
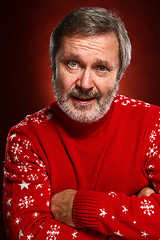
[19,180,30,190]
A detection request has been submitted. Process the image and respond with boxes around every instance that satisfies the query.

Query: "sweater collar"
[51,101,113,138]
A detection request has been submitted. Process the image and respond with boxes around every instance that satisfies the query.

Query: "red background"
[1,0,160,238]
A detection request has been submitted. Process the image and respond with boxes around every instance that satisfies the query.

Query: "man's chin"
[56,93,116,123]
[61,104,106,123]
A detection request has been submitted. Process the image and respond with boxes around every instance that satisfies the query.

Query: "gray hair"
[49,7,131,81]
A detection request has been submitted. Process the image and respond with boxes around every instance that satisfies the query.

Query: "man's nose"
[76,69,94,91]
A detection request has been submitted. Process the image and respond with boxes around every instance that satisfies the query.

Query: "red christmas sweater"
[3,95,160,239]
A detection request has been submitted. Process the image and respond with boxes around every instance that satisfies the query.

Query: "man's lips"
[71,96,96,104]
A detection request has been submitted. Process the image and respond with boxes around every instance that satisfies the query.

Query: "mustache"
[67,87,102,99]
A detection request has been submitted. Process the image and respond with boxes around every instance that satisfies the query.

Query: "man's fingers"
[137,187,155,198]
[50,189,77,227]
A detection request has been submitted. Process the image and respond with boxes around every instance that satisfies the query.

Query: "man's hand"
[51,189,77,227]
[137,186,155,198]
[50,187,155,228]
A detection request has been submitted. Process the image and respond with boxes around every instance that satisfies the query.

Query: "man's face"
[53,32,120,122]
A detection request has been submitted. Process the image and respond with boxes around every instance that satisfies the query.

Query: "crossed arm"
[4,109,160,238]
[51,187,155,228]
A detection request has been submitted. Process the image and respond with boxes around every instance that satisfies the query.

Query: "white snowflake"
[114,95,151,109]
[149,130,157,143]
[146,144,158,158]
[18,164,32,173]
[27,174,39,181]
[99,208,107,217]
[23,140,32,149]
[18,196,34,209]
[108,192,117,197]
[46,225,60,240]
[72,230,78,239]
[141,231,149,237]
[11,143,23,155]
[42,173,48,181]
[140,199,154,216]
[15,218,21,225]
[30,114,44,124]
[16,120,27,128]
[33,212,39,218]
[122,205,128,214]
[27,233,34,239]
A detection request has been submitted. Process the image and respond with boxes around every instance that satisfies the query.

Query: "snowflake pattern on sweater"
[72,96,160,239]
[3,95,160,239]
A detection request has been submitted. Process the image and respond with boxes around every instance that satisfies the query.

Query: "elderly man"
[3,7,160,239]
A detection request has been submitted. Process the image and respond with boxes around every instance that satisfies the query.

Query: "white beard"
[53,79,119,123]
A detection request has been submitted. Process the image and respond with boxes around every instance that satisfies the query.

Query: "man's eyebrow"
[95,59,110,65]
[61,53,80,60]
[95,59,114,70]
[60,54,114,70]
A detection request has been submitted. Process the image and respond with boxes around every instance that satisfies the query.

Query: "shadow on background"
[1,0,159,239]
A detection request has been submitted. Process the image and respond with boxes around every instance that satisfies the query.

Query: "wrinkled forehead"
[56,33,119,68]
[58,32,119,55]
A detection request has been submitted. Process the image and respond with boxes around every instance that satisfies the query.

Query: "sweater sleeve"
[73,110,160,239]
[3,127,92,240]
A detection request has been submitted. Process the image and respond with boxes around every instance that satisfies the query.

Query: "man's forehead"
[57,33,119,66]
[60,33,119,53]
[62,32,118,42]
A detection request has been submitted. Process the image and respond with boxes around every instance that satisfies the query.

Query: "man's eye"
[97,66,107,72]
[68,61,78,68]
